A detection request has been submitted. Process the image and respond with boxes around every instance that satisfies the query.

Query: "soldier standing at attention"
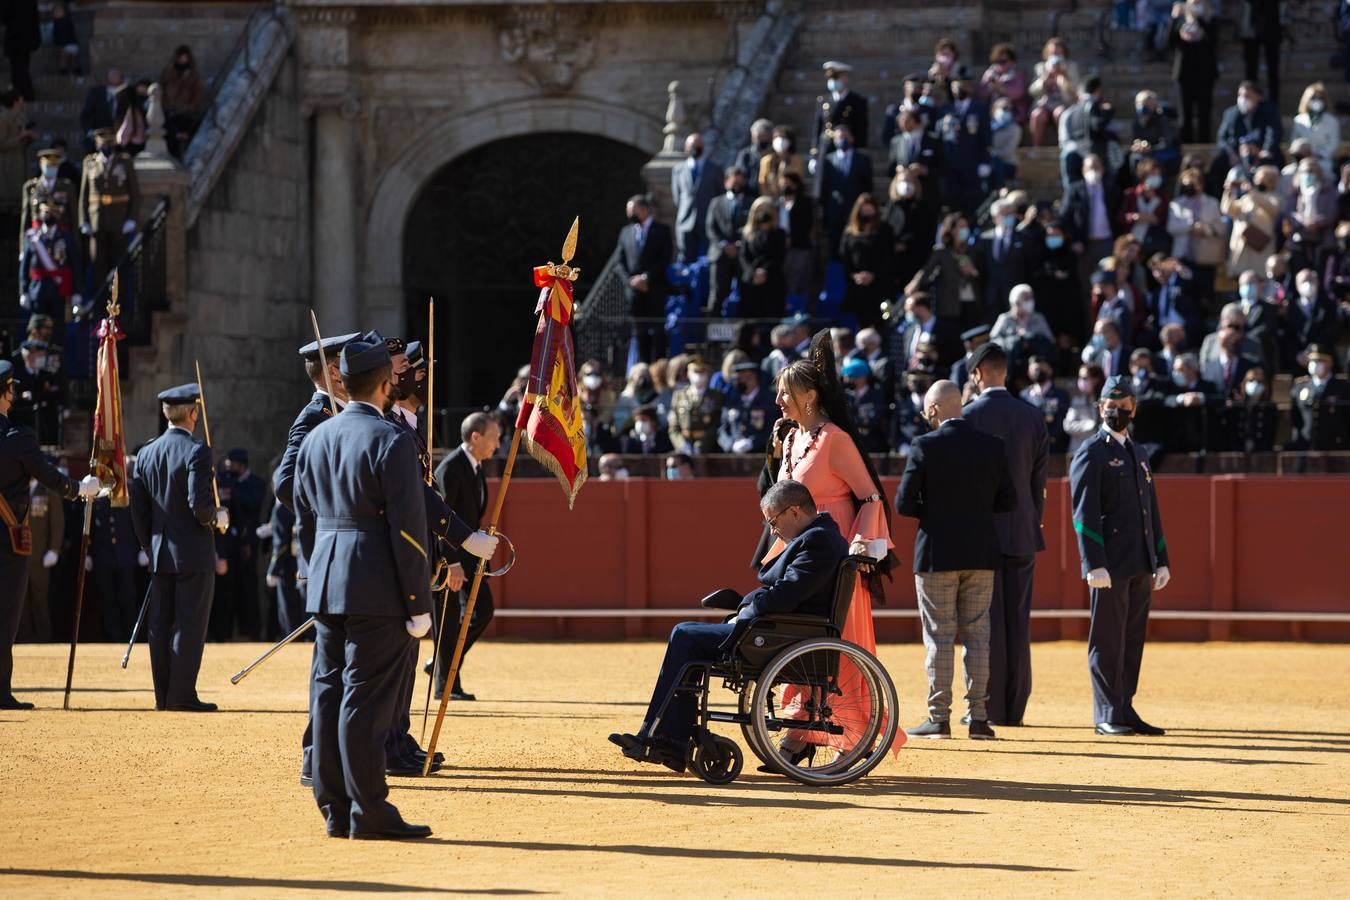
[78,128,140,292]
[129,384,229,712]
[1069,375,1170,738]
[19,147,78,246]
[668,357,724,454]
[0,359,101,710]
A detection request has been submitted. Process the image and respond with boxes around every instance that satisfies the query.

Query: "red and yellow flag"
[515,220,586,508]
[89,308,128,507]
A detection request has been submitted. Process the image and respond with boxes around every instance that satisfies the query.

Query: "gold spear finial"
[546,217,581,282]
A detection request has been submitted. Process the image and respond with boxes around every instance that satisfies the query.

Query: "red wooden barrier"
[487,476,1350,641]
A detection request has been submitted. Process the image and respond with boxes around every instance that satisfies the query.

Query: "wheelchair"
[650,555,899,787]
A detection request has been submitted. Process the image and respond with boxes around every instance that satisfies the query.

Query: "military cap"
[158,383,201,404]
[731,361,759,374]
[92,127,117,143]
[19,339,48,352]
[0,360,12,389]
[340,338,391,376]
[780,312,812,328]
[36,147,63,161]
[960,324,992,344]
[822,60,853,75]
[26,313,53,332]
[298,331,360,361]
[384,335,407,356]
[1306,344,1335,362]
[226,447,249,464]
[405,340,423,366]
[968,341,1006,372]
[1090,268,1117,285]
[841,358,871,379]
[1100,375,1134,401]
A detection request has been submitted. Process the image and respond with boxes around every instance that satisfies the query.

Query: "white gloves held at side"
[77,474,102,499]
[42,550,58,568]
[461,530,499,560]
[405,613,432,638]
[1086,568,1112,590]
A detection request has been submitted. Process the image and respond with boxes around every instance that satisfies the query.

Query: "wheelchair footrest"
[706,711,749,725]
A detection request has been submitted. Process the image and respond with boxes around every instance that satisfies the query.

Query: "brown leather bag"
[0,492,31,557]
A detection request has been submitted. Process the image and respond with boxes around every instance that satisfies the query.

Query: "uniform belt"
[315,515,384,532]
[99,193,129,205]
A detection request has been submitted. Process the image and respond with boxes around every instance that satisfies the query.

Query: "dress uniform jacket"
[1289,376,1350,450]
[1070,429,1169,579]
[20,480,64,641]
[19,175,77,237]
[78,149,141,234]
[813,90,870,149]
[669,385,725,454]
[273,391,335,513]
[21,224,83,317]
[717,387,778,453]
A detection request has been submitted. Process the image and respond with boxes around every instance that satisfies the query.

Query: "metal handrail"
[184,2,284,163]
[73,197,169,323]
[573,246,629,369]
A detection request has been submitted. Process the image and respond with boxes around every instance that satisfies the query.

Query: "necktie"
[1224,358,1234,389]
[635,223,645,252]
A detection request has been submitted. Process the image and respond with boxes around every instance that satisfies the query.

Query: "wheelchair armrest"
[701,588,743,611]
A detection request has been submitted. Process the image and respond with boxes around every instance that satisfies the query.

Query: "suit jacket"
[706,192,751,259]
[935,100,991,171]
[781,195,815,250]
[433,446,488,569]
[130,427,217,574]
[273,391,335,512]
[294,402,430,618]
[1283,300,1341,369]
[1216,101,1283,164]
[739,512,849,619]
[1070,430,1169,579]
[79,85,119,136]
[616,219,672,312]
[962,388,1049,556]
[888,128,941,177]
[972,228,1038,314]
[895,418,1017,572]
[1060,180,1121,247]
[671,158,721,247]
[815,149,874,235]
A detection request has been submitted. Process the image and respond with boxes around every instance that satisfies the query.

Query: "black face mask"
[782,187,797,199]
[1102,407,1132,432]
[175,60,191,72]
[1033,369,1050,384]
[413,374,429,407]
[628,214,642,225]
[689,146,704,160]
[390,368,414,401]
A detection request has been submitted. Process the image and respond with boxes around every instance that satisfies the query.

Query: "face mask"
[835,137,851,151]
[611,468,630,481]
[782,186,797,199]
[98,147,113,158]
[1298,282,1317,300]
[1171,371,1190,388]
[897,181,916,198]
[689,146,703,160]
[1239,283,1257,301]
[999,214,1017,229]
[903,313,918,327]
[955,226,970,243]
[1083,169,1102,185]
[1136,106,1150,119]
[1179,183,1198,197]
[918,95,934,107]
[1301,174,1319,192]
[1145,174,1163,190]
[1030,369,1048,384]
[772,136,788,154]
[665,466,682,481]
[1018,300,1035,315]
[1046,234,1064,250]
[937,53,953,67]
[730,182,747,195]
[41,164,57,178]
[582,374,602,391]
[1310,361,1331,380]
[1076,378,1094,395]
[858,211,875,224]
[1244,380,1264,398]
[1237,97,1254,115]
[628,214,641,225]
[635,420,654,438]
[1102,407,1132,432]
[951,85,968,100]
[995,109,1011,125]
[689,372,709,390]
[40,214,55,226]
[1089,333,1106,351]
[175,59,191,72]
[827,78,839,92]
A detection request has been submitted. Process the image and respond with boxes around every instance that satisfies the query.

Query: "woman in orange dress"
[760,330,906,760]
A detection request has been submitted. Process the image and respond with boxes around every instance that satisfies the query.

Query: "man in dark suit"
[961,342,1049,728]
[1215,80,1283,170]
[897,379,1016,741]
[610,479,848,770]
[266,499,304,638]
[1060,154,1120,273]
[1282,280,1340,376]
[91,491,143,641]
[430,411,502,700]
[0,360,98,710]
[934,67,990,217]
[617,194,673,362]
[294,338,457,840]
[1163,352,1218,453]
[78,69,125,149]
[887,107,941,181]
[221,447,264,639]
[617,405,674,456]
[671,133,721,263]
[813,61,869,151]
[734,119,773,198]
[815,122,873,258]
[1070,376,1170,737]
[705,166,751,314]
[130,384,227,713]
[972,199,1039,322]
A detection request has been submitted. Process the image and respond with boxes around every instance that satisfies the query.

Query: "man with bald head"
[896,379,1017,741]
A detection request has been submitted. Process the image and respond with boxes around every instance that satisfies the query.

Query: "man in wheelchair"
[609,479,848,772]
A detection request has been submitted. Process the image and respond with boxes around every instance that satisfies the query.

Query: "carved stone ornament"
[497,9,597,95]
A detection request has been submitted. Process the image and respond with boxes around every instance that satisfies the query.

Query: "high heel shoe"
[758,741,815,773]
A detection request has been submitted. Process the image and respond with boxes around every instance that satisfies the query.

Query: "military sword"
[230,617,316,684]
[193,359,227,534]
[308,308,339,410]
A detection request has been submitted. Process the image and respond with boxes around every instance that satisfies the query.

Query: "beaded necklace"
[784,422,826,479]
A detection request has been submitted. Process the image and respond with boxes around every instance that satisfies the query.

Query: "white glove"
[405,613,432,638]
[731,437,754,454]
[42,549,58,568]
[977,163,992,178]
[84,555,93,572]
[1153,566,1171,591]
[121,220,136,235]
[254,523,272,540]
[77,474,102,499]
[461,530,499,560]
[1086,568,1112,590]
[265,573,280,589]
[137,550,149,567]
[214,508,230,533]
[80,223,92,236]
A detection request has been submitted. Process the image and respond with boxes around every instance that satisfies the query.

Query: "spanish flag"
[89,303,129,507]
[515,221,587,508]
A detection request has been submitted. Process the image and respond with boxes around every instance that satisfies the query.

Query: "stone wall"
[82,0,261,83]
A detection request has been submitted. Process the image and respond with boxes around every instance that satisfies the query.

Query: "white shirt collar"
[166,425,192,435]
[461,443,481,472]
[1102,425,1130,446]
[980,386,1009,395]
[347,400,383,415]
[396,406,417,429]
[316,388,344,411]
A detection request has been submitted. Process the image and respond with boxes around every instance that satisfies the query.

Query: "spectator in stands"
[1031,218,1085,354]
[718,361,777,454]
[973,197,1037,324]
[1323,222,1350,309]
[759,125,803,199]
[711,350,748,397]
[611,362,660,435]
[761,320,808,382]
[1289,158,1339,259]
[50,1,80,78]
[616,193,672,362]
[881,71,936,146]
[816,122,873,261]
[1201,316,1255,400]
[777,171,815,304]
[1089,268,1131,345]
[1162,352,1218,451]
[1238,0,1282,105]
[668,357,723,455]
[951,324,992,390]
[1157,322,1187,374]
[910,212,982,331]
[663,452,694,480]
[1277,140,1313,208]
[1225,364,1278,452]
[578,359,616,426]
[1289,346,1350,450]
[1222,164,1281,278]
[672,132,719,263]
[2,0,40,101]
[897,292,939,370]
[1027,43,1077,147]
[1169,0,1218,145]
[706,165,751,314]
[596,453,629,481]
[887,107,940,186]
[1084,316,1129,378]
[618,405,673,456]
[1238,269,1280,374]
[1166,166,1223,306]
[839,194,894,333]
[1168,351,1218,406]
[992,283,1055,363]
[1130,91,1180,179]
[989,98,1021,190]
[1148,255,1203,348]
[883,167,934,295]
[1057,76,1114,187]
[1216,81,1283,173]
[658,353,690,420]
[1284,269,1341,374]
[738,196,786,321]
[1292,83,1338,178]
[1065,362,1106,453]
[0,90,35,214]
[935,66,990,217]
[813,60,869,151]
[1121,158,1171,261]
[849,326,896,397]
[1062,154,1121,286]
[829,327,853,369]
[838,357,890,454]
[79,68,124,150]
[1021,355,1069,453]
[582,400,617,457]
[735,118,774,198]
[927,38,962,109]
[1264,252,1292,306]
[161,45,206,158]
[980,43,1028,125]
[891,367,933,453]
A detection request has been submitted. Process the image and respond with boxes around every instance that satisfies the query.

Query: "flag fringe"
[520,429,587,510]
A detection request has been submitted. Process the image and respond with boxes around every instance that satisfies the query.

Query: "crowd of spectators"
[605,1,1350,465]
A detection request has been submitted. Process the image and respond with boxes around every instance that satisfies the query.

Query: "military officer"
[1069,375,1170,738]
[90,490,143,641]
[78,128,141,294]
[718,361,776,453]
[1288,345,1350,451]
[841,357,891,453]
[1,360,101,709]
[291,336,437,840]
[266,499,304,637]
[10,341,62,446]
[20,200,83,323]
[18,473,64,641]
[812,61,870,155]
[668,357,725,454]
[19,148,79,248]
[129,383,229,712]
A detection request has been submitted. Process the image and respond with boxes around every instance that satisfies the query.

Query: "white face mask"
[1083,169,1102,185]
[1298,282,1317,301]
[1237,96,1254,115]
[772,136,788,154]
[1310,99,1326,114]
[1310,361,1331,380]
[635,420,654,438]
[612,468,630,480]
[897,181,916,198]
[689,372,709,390]
[1017,300,1035,316]
[582,374,602,391]
[1244,380,1263,398]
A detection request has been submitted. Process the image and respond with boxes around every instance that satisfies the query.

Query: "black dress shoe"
[906,718,951,739]
[609,732,643,752]
[422,659,434,676]
[1095,722,1135,736]
[1127,718,1166,736]
[0,695,35,710]
[387,760,440,776]
[350,821,432,841]
[299,774,313,788]
[450,690,476,701]
[166,699,218,712]
[326,827,348,838]
[968,720,996,740]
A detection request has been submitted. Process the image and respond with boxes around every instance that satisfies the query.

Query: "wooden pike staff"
[421,297,446,741]
[193,360,227,534]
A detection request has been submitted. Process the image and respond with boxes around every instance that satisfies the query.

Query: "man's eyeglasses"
[765,505,798,529]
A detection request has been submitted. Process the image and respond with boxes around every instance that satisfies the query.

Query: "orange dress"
[766,422,906,752]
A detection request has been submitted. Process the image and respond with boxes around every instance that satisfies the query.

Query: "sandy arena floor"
[1,639,1348,897]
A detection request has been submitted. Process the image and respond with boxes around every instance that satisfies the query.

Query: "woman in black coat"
[839,193,895,332]
[737,196,787,320]
[882,169,936,296]
[1170,1,1218,144]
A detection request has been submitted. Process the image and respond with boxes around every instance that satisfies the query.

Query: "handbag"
[0,492,32,557]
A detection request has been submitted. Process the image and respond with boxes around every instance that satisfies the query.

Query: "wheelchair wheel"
[691,734,743,785]
[737,680,774,769]
[750,638,898,787]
